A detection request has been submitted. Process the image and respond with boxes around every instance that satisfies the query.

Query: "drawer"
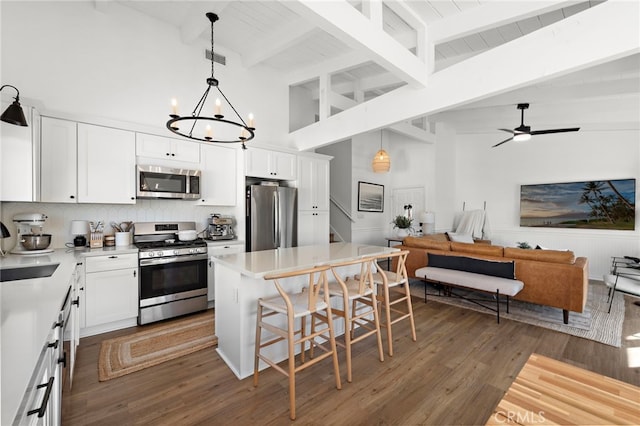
[208,244,245,256]
[85,253,138,273]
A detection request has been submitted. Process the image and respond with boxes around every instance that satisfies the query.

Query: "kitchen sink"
[0,264,60,282]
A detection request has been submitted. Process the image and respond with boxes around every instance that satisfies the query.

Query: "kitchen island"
[212,242,398,379]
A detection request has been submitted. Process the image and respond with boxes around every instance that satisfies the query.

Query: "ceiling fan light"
[513,133,531,142]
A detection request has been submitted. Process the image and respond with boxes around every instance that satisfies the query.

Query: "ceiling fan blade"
[530,127,580,135]
[492,136,514,148]
[498,128,515,134]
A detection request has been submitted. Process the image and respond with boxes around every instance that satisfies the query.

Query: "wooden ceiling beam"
[241,20,315,68]
[283,0,428,87]
[290,0,640,150]
[286,51,371,86]
[429,0,577,44]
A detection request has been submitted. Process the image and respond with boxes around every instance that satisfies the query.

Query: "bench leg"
[496,289,500,324]
[563,309,569,324]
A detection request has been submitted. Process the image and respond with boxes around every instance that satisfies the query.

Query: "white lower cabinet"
[13,308,63,426]
[298,210,329,246]
[70,262,84,385]
[208,243,245,302]
[84,254,138,330]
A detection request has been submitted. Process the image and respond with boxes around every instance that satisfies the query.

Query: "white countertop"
[0,245,138,425]
[212,242,398,279]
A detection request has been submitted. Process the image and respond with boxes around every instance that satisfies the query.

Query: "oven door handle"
[139,253,209,266]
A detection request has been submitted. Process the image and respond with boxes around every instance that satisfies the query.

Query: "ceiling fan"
[492,103,580,148]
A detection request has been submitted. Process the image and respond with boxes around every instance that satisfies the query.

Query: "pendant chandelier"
[166,13,255,148]
[372,131,390,173]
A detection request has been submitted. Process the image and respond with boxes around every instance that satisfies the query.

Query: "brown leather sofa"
[395,234,589,323]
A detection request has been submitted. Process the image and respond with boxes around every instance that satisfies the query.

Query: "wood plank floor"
[62,293,640,425]
[487,353,640,425]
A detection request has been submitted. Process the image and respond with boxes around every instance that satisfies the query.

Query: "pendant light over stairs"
[372,130,390,173]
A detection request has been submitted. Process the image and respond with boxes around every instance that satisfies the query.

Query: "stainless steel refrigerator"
[246,184,297,252]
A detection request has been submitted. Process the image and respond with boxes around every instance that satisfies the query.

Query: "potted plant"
[392,215,413,238]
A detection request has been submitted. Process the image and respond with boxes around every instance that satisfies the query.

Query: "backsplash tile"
[0,201,240,250]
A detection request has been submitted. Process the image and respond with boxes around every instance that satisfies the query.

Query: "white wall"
[1,1,289,147]
[344,130,437,246]
[453,128,640,279]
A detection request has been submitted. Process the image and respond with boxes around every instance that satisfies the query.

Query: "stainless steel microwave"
[137,165,201,199]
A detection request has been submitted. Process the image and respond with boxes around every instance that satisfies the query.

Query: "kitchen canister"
[104,235,115,247]
[115,232,130,246]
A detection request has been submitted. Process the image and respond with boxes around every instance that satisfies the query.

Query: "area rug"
[98,310,217,381]
[410,280,625,347]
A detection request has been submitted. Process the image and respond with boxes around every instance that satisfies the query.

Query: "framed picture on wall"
[358,181,384,212]
[520,178,636,230]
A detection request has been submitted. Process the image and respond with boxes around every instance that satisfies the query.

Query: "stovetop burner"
[135,238,207,251]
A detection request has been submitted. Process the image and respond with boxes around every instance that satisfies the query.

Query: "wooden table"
[486,353,640,425]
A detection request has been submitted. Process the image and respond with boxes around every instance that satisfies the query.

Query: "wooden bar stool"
[328,257,384,383]
[372,250,416,356]
[253,265,341,421]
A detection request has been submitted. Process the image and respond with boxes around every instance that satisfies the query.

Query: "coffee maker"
[207,214,236,240]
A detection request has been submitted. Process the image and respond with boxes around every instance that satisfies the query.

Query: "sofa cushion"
[403,236,451,251]
[504,247,576,264]
[450,242,504,257]
[427,253,515,279]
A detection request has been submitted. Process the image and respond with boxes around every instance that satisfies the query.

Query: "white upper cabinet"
[197,144,237,206]
[297,155,329,211]
[136,133,200,164]
[77,123,136,204]
[245,147,296,180]
[41,117,78,203]
[0,103,40,202]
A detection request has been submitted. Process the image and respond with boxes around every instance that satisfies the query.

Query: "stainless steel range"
[134,221,208,325]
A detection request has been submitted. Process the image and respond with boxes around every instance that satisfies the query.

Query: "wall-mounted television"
[520,179,635,230]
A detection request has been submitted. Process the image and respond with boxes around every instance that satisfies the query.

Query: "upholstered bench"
[415,254,524,323]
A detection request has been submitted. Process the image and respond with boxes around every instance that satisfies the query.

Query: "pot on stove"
[177,229,197,241]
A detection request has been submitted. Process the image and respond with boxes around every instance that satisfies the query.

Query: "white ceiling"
[111,0,639,136]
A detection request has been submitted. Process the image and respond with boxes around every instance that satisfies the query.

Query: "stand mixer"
[11,213,54,255]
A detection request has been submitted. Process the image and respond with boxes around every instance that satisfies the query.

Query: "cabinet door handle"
[58,351,67,368]
[133,270,137,278]
[70,195,75,199]
[48,339,59,350]
[108,255,118,259]
[73,296,80,307]
[27,377,55,418]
